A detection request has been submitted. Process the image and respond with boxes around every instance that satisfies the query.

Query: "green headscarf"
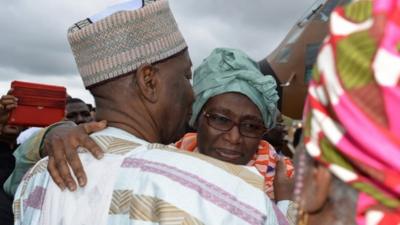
[189,48,279,129]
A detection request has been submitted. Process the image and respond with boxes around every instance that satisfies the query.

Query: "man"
[65,97,93,125]
[0,94,89,225]
[86,103,96,119]
[12,1,288,224]
[0,92,24,225]
[3,96,92,197]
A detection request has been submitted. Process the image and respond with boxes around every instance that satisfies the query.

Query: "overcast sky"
[0,0,316,104]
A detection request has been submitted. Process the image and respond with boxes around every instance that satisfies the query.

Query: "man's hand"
[44,121,107,191]
[273,159,294,201]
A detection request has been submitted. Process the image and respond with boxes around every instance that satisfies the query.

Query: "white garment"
[14,127,289,225]
[17,127,41,145]
[39,153,123,225]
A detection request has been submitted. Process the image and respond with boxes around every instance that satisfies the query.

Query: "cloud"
[0,0,123,76]
[0,0,317,103]
[170,0,316,64]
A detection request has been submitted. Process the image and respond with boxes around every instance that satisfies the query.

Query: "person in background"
[293,1,400,224]
[3,95,93,198]
[86,103,96,120]
[1,94,90,224]
[65,97,94,124]
[0,91,24,225]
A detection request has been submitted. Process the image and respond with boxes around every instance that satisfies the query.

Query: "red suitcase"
[8,81,67,127]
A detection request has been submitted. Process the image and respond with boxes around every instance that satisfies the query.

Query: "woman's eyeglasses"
[203,111,266,138]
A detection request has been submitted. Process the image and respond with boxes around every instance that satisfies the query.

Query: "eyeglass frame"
[202,111,267,138]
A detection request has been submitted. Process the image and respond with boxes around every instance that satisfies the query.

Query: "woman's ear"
[135,64,159,103]
[303,162,332,213]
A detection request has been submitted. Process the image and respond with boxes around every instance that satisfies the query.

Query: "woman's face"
[196,92,266,165]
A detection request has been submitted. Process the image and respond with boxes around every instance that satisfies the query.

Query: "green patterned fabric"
[302,0,400,223]
[337,31,377,89]
[320,138,353,171]
[344,0,372,23]
[352,182,400,208]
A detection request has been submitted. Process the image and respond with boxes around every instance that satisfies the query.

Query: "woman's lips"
[215,148,242,160]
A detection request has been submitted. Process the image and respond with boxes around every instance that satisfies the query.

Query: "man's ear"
[304,163,332,213]
[135,64,159,103]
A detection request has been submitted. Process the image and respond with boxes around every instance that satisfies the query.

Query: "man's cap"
[67,0,187,88]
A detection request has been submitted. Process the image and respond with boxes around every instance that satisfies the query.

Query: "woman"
[293,1,400,224]
[175,48,293,199]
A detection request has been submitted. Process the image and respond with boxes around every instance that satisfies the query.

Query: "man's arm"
[3,122,76,196]
[3,121,106,196]
[3,127,48,196]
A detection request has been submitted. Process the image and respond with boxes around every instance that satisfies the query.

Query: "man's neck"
[107,122,159,143]
[95,102,161,144]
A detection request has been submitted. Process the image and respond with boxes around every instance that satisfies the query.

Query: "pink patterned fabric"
[303,0,400,224]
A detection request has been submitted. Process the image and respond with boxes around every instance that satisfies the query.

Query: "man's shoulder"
[145,143,265,192]
[90,134,265,193]
[116,142,279,225]
[90,135,142,155]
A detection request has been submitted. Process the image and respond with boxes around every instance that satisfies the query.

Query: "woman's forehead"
[204,92,263,119]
